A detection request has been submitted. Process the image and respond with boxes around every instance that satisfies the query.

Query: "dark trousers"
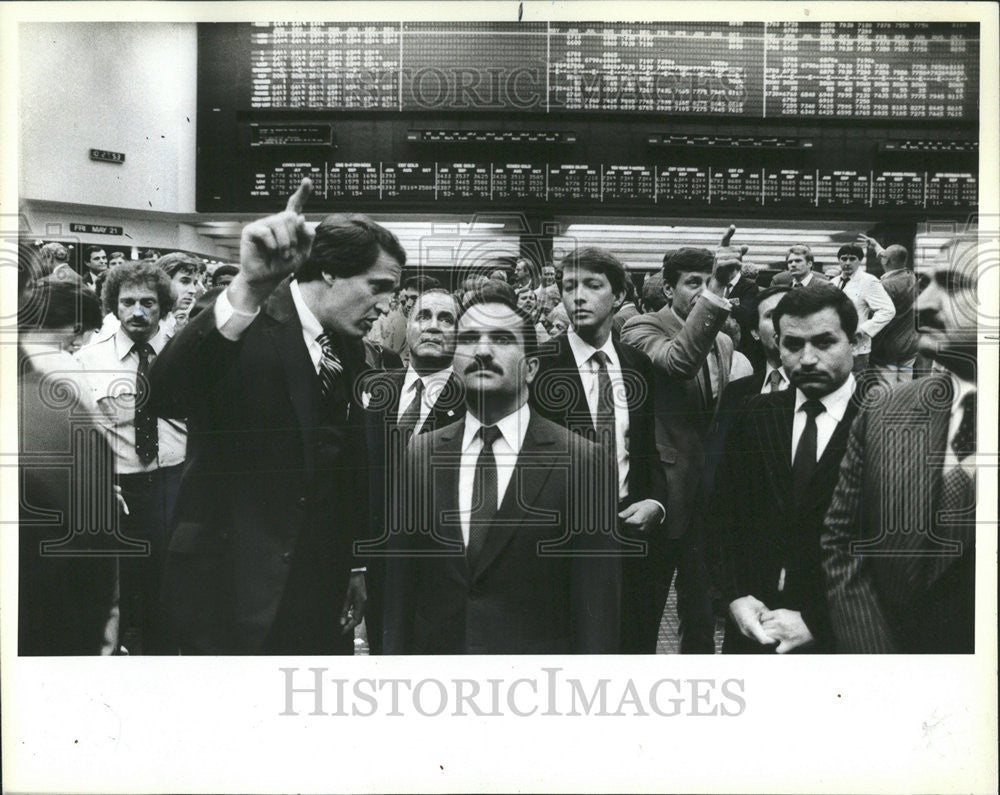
[664,533,718,654]
[118,463,183,654]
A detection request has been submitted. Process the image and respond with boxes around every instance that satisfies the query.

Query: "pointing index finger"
[286,177,313,214]
[720,225,736,247]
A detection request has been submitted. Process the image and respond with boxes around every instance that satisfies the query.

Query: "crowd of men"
[18,178,980,656]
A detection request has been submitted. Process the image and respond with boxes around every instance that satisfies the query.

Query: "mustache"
[915,309,946,331]
[465,358,502,375]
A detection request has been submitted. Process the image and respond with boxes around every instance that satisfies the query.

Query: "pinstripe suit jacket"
[820,374,975,653]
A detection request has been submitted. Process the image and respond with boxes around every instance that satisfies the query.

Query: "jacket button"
[281,551,293,563]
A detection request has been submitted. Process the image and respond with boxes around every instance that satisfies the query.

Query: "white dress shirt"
[838,270,896,353]
[397,365,454,431]
[790,374,856,464]
[795,271,817,287]
[458,402,532,547]
[761,364,791,394]
[945,372,977,478]
[74,325,188,474]
[566,330,631,500]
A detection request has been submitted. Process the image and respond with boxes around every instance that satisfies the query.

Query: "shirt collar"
[566,329,618,370]
[728,271,742,288]
[402,364,454,395]
[794,373,856,424]
[114,324,166,360]
[290,279,323,342]
[462,401,531,455]
[949,371,976,412]
[764,363,789,384]
[795,271,814,286]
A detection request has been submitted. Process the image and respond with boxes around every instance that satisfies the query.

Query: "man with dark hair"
[151,179,404,654]
[832,243,895,373]
[639,271,667,313]
[155,252,205,333]
[75,261,187,654]
[710,282,861,653]
[210,264,240,289]
[772,245,828,289]
[83,246,108,293]
[822,236,979,653]
[621,227,745,652]
[857,238,920,382]
[532,246,666,653]
[383,297,622,654]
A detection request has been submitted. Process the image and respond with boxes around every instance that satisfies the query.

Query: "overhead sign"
[89,148,125,164]
[69,223,124,236]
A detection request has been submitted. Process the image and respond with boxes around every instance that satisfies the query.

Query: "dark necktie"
[938,392,977,543]
[468,425,502,564]
[133,342,158,466]
[315,332,344,400]
[700,359,715,411]
[398,378,424,441]
[792,399,825,495]
[839,275,850,290]
[724,283,733,299]
[767,369,785,393]
[591,351,616,447]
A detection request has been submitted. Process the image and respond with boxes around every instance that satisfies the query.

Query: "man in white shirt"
[833,243,896,372]
[383,296,622,654]
[75,261,188,654]
[711,282,861,653]
[822,235,980,653]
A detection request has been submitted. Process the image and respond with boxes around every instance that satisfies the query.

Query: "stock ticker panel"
[244,160,977,212]
[212,21,979,119]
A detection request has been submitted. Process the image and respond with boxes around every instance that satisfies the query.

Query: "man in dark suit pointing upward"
[153,179,406,654]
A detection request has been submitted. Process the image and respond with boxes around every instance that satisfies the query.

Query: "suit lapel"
[759,390,796,514]
[471,412,558,581]
[424,371,464,433]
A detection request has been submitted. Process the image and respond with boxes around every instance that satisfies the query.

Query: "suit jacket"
[699,369,768,501]
[709,386,861,652]
[871,269,919,365]
[149,279,374,653]
[820,374,975,653]
[382,411,622,654]
[621,298,734,539]
[771,270,831,288]
[357,366,465,654]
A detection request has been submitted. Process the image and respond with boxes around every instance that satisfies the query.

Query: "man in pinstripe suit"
[820,237,979,653]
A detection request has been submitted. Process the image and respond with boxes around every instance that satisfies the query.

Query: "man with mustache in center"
[383,295,623,654]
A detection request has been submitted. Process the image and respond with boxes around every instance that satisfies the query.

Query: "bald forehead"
[412,291,459,317]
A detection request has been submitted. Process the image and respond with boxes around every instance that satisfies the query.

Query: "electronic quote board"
[244,160,977,211]
[212,21,979,120]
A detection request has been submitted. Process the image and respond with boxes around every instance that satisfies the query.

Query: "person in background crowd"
[211,264,240,289]
[532,246,666,653]
[383,294,622,654]
[152,181,401,655]
[831,243,895,373]
[772,245,828,289]
[621,227,745,653]
[459,275,491,307]
[75,261,188,654]
[361,288,466,653]
[512,257,536,297]
[83,246,109,293]
[109,251,127,268]
[156,252,206,333]
[821,261,843,281]
[17,244,120,656]
[858,237,920,383]
[640,271,667,313]
[516,287,551,344]
[720,256,760,368]
[36,241,80,284]
[534,262,562,314]
[612,275,641,335]
[822,236,979,654]
[547,303,570,337]
[710,283,862,654]
[488,267,509,283]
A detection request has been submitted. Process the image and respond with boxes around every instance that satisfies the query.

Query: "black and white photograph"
[1,1,997,792]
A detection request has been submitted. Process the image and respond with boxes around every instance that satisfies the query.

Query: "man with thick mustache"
[822,236,980,653]
[383,296,622,654]
[75,261,188,653]
[708,283,861,653]
[151,179,405,654]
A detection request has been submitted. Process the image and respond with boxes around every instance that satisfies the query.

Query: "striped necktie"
[315,333,344,400]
